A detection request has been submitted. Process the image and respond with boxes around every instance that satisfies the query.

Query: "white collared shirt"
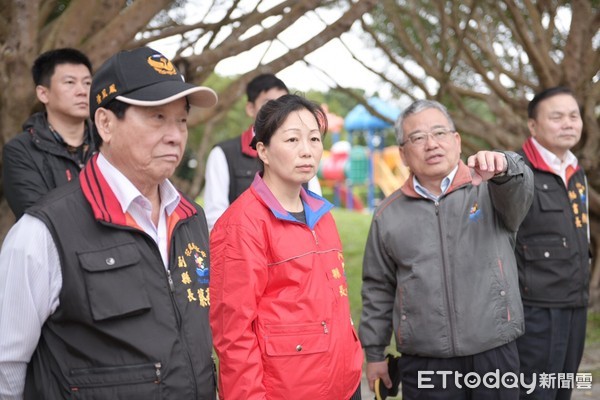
[530,137,578,186]
[0,153,180,398]
[96,154,180,267]
[413,165,459,201]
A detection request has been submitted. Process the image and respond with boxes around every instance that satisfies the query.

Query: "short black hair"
[91,99,131,147]
[102,99,131,120]
[252,94,327,151]
[246,73,288,103]
[32,48,92,87]
[528,86,576,119]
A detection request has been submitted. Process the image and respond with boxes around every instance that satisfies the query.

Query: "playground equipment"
[343,97,408,209]
[319,141,409,210]
[319,98,409,211]
[374,146,410,197]
[319,141,366,210]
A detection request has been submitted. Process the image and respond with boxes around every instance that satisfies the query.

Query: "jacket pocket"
[79,242,151,321]
[69,362,161,400]
[536,182,564,212]
[520,237,576,300]
[522,237,571,261]
[264,320,331,356]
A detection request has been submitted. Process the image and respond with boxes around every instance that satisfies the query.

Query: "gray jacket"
[359,151,533,360]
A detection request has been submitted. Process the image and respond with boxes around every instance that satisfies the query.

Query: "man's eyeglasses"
[402,128,455,146]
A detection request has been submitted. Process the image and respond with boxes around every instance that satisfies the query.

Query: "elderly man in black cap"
[0,47,218,399]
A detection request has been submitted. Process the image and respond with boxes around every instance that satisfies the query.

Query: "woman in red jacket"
[209,94,363,400]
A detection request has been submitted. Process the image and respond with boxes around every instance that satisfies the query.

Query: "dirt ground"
[573,342,600,399]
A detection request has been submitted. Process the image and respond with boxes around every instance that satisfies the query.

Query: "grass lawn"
[331,207,372,325]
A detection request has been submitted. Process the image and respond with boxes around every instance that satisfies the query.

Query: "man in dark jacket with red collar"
[0,47,218,399]
[2,48,97,220]
[516,86,591,400]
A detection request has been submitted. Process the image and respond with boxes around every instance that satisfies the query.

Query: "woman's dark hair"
[251,94,328,150]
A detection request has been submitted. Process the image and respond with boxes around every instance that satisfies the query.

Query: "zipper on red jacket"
[311,229,319,245]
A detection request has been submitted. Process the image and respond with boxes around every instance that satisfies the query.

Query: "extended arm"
[478,151,534,231]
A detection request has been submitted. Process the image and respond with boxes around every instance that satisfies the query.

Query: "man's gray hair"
[395,99,455,145]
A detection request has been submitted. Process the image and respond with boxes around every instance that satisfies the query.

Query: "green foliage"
[187,73,249,149]
[331,207,373,324]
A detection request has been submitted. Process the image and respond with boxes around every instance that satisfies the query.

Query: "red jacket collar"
[241,125,258,158]
[523,137,580,184]
[522,137,554,173]
[79,154,197,225]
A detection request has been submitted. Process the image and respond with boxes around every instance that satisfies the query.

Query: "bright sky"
[150,1,392,99]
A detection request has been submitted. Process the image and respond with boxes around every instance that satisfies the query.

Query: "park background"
[0,0,599,396]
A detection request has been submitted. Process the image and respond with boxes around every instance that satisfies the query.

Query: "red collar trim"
[241,125,258,158]
[80,154,196,225]
[522,137,553,173]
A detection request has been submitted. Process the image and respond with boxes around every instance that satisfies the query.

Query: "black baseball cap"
[90,46,217,116]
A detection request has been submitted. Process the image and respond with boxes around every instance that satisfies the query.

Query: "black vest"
[217,136,260,204]
[516,152,590,308]
[24,180,216,399]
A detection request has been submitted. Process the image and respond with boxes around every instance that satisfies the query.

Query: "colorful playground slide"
[319,143,409,209]
[373,148,410,197]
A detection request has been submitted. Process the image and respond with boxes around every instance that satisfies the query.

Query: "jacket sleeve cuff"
[491,151,520,183]
[364,346,388,362]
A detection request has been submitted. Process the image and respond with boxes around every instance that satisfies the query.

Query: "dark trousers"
[516,306,587,400]
[400,341,520,400]
[348,382,362,400]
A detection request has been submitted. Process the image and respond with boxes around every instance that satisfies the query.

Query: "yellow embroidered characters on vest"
[178,242,210,307]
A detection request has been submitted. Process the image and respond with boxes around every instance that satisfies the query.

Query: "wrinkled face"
[97,98,189,193]
[528,94,582,158]
[399,108,461,188]
[37,63,92,121]
[246,87,288,118]
[257,108,323,190]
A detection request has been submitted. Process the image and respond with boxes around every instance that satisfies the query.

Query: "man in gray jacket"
[359,99,534,400]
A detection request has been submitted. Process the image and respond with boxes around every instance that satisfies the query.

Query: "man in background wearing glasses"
[359,99,534,400]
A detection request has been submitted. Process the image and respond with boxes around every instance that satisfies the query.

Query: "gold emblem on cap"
[96,84,118,105]
[147,56,177,75]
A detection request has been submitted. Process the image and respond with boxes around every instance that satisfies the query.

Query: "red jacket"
[210,174,363,400]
